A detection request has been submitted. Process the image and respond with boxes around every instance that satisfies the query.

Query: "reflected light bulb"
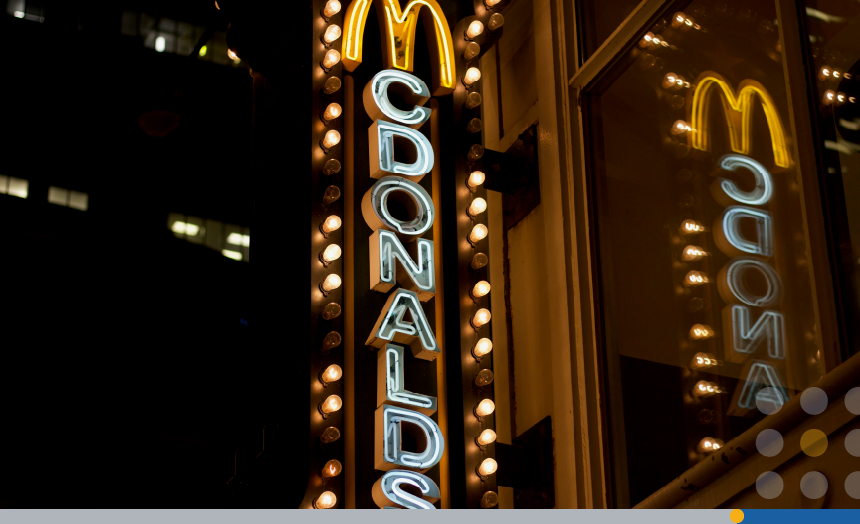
[472,280,491,299]
[323,0,342,19]
[321,244,342,265]
[473,338,493,359]
[680,219,704,235]
[465,20,484,40]
[477,429,497,447]
[314,491,337,509]
[475,369,494,387]
[321,302,342,320]
[321,274,342,295]
[468,171,486,189]
[321,459,343,478]
[321,215,342,236]
[322,103,342,123]
[481,491,499,508]
[322,49,341,71]
[472,308,491,329]
[691,352,716,370]
[684,270,709,287]
[323,76,342,94]
[465,92,483,109]
[671,119,691,135]
[320,394,342,415]
[475,399,495,418]
[320,426,341,444]
[470,224,489,245]
[322,331,342,351]
[477,458,498,477]
[697,438,722,454]
[488,13,505,31]
[471,253,489,270]
[690,324,713,340]
[638,32,655,49]
[323,25,342,45]
[468,198,488,218]
[464,67,482,87]
[322,130,341,151]
[671,12,686,28]
[321,364,343,385]
[682,245,706,261]
[464,41,481,61]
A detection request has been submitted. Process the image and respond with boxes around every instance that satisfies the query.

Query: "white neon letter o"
[362,177,435,239]
[719,258,783,308]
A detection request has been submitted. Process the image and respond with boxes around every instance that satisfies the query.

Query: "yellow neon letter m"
[342,0,456,96]
[689,72,790,168]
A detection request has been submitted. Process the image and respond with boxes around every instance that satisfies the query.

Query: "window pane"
[576,0,640,62]
[802,0,860,356]
[583,0,821,507]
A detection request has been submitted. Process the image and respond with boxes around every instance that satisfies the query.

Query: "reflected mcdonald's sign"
[689,71,790,168]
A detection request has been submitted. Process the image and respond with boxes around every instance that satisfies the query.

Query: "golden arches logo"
[689,72,790,168]
[342,0,456,96]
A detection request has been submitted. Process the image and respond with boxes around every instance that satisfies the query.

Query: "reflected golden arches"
[688,72,790,168]
[342,0,456,96]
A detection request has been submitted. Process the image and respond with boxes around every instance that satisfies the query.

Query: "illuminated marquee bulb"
[323,159,342,175]
[319,394,342,417]
[320,274,342,296]
[679,219,704,236]
[477,458,498,478]
[322,0,342,20]
[321,130,341,153]
[464,41,481,61]
[818,66,832,81]
[684,270,709,287]
[320,364,343,385]
[488,13,505,32]
[475,369,494,387]
[320,244,342,266]
[692,380,719,398]
[314,491,337,509]
[682,245,706,261]
[472,308,491,329]
[323,24,342,46]
[671,12,686,28]
[468,144,485,161]
[471,280,491,300]
[477,429,497,447]
[467,118,484,133]
[321,49,341,72]
[465,20,484,41]
[323,76,342,94]
[836,92,846,106]
[321,459,343,478]
[322,331,342,352]
[468,198,488,218]
[471,253,489,270]
[321,215,342,237]
[465,92,483,109]
[662,73,677,89]
[469,224,489,245]
[468,171,486,190]
[689,324,714,340]
[321,302,342,320]
[691,352,716,370]
[322,103,342,123]
[472,338,493,360]
[475,399,495,419]
[227,49,240,61]
[823,90,836,105]
[697,438,723,454]
[638,32,655,49]
[481,491,499,508]
[320,426,341,444]
[463,67,482,88]
[671,119,691,136]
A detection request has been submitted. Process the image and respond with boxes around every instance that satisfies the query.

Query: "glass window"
[802,0,860,355]
[576,0,640,62]
[583,0,822,507]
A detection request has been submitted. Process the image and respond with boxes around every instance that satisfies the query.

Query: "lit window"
[222,249,243,261]
[227,232,251,247]
[7,177,28,198]
[47,186,88,211]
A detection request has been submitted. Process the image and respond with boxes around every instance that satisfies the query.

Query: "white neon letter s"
[375,404,444,471]
[711,154,774,206]
[370,230,435,301]
[714,206,773,257]
[363,70,432,129]
[372,470,441,509]
[369,120,435,181]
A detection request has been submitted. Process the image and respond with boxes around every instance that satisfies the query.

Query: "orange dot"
[800,429,828,457]
[730,509,744,523]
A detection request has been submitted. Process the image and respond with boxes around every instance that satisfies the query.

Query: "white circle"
[757,387,783,415]
[846,472,860,500]
[756,429,784,457]
[800,471,828,499]
[800,387,828,415]
[756,471,784,499]
[845,429,860,458]
[846,387,860,415]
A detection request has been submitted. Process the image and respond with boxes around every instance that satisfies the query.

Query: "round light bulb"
[323,25,342,45]
[465,92,483,109]
[320,426,341,444]
[662,73,684,90]
[638,32,655,49]
[322,244,342,264]
[477,429,497,447]
[473,338,493,359]
[470,224,489,244]
[322,129,341,150]
[323,76,342,94]
[464,67,482,86]
[321,302,342,320]
[481,491,499,508]
[321,459,343,478]
[468,198,488,217]
[322,364,343,384]
[488,13,505,31]
[471,253,489,270]
[321,394,342,415]
[475,369,494,387]
[475,399,495,418]
[671,119,690,136]
[467,118,483,133]
[323,103,342,123]
[468,144,485,161]
[315,491,337,509]
[323,185,341,205]
[322,49,341,70]
[322,331,342,351]
[690,324,713,340]
[321,274,342,293]
[472,280,491,299]
[466,20,484,40]
[691,352,716,370]
[478,458,498,477]
[322,215,342,235]
[464,41,481,61]
[671,12,686,28]
[684,270,708,287]
[693,380,715,398]
[323,158,342,175]
[472,308,491,329]
[697,438,718,454]
[682,245,705,261]
[468,171,486,189]
[323,0,342,19]
[679,219,704,235]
